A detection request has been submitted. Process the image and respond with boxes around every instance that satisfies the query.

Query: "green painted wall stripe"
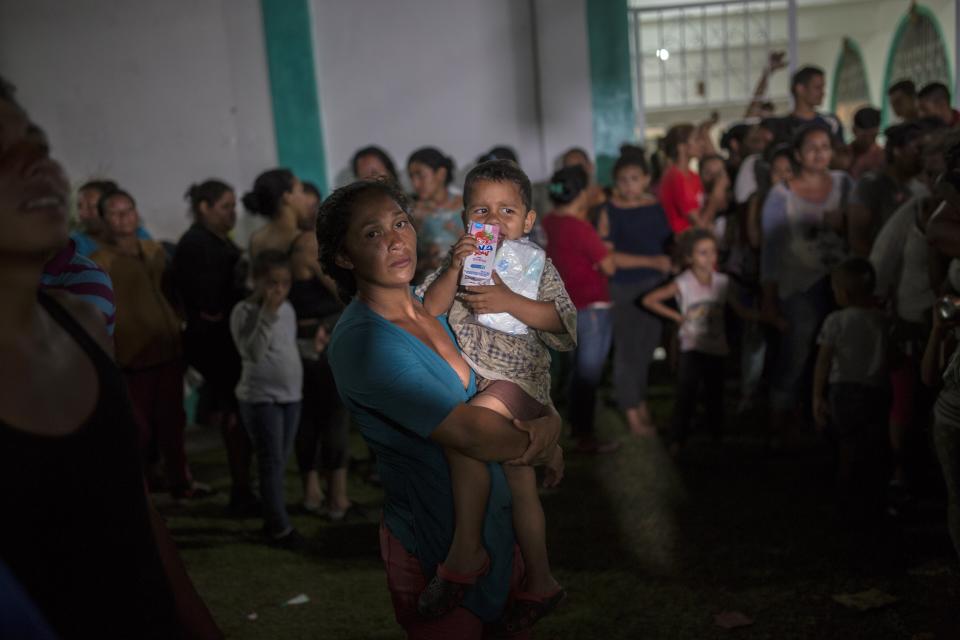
[260,0,328,191]
[586,0,634,186]
[829,38,870,117]
[880,4,954,128]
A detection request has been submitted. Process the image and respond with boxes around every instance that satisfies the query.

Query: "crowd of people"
[4,46,960,638]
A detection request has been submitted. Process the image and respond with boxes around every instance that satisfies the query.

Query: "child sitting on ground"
[642,229,759,455]
[812,257,891,530]
[417,159,577,631]
[230,250,306,551]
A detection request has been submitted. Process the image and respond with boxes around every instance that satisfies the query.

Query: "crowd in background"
[42,54,960,565]
[6,43,960,637]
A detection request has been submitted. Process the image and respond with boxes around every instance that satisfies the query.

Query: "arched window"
[882,4,952,125]
[831,38,871,138]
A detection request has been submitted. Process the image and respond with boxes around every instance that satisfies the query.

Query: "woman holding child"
[321,164,570,638]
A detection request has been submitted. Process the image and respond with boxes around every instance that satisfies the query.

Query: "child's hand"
[543,446,564,488]
[262,287,285,314]
[450,234,478,269]
[813,396,829,431]
[462,272,517,315]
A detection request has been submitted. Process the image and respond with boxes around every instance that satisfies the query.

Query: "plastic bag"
[477,238,546,335]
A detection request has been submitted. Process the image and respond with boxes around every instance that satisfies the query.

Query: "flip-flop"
[489,587,567,636]
[417,554,491,619]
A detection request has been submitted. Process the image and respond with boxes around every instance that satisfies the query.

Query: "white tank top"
[675,269,730,356]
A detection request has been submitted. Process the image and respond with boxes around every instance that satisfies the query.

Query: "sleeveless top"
[674,269,731,356]
[0,292,180,639]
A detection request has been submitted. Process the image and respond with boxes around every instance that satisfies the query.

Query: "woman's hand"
[462,272,518,315]
[651,255,672,274]
[314,325,331,354]
[506,411,562,466]
[542,445,564,488]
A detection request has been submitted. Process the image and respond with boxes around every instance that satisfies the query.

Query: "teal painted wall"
[586,0,634,185]
[260,0,328,190]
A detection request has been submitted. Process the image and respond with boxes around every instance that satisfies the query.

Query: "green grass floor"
[160,386,960,639]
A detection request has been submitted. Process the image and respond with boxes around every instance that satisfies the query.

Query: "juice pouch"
[460,222,500,286]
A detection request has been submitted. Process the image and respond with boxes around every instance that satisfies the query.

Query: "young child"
[230,250,306,551]
[812,258,890,529]
[642,229,757,454]
[417,159,577,629]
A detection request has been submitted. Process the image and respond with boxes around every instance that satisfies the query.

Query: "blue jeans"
[770,279,833,412]
[570,307,613,437]
[239,401,301,536]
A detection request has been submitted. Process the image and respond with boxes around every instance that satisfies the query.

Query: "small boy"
[813,257,891,529]
[417,160,577,630]
[230,250,306,551]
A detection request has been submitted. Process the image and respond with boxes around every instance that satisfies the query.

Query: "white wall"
[312,0,555,186]
[0,0,277,242]
[534,0,595,172]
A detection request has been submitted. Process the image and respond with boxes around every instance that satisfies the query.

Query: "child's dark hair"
[351,146,399,181]
[251,249,291,280]
[663,124,695,161]
[97,188,136,218]
[548,166,588,205]
[612,144,648,180]
[185,179,233,217]
[316,179,411,304]
[80,179,119,196]
[407,147,455,186]
[562,147,591,165]
[476,146,518,165]
[462,159,532,211]
[832,257,875,299]
[242,168,295,218]
[679,228,716,263]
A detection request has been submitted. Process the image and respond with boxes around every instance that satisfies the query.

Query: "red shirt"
[658,165,703,234]
[541,213,610,309]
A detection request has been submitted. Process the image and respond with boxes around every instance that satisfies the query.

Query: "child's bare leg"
[503,464,560,595]
[472,393,560,596]
[444,446,491,575]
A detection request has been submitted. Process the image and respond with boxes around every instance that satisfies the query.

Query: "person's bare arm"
[922,305,958,387]
[613,252,671,272]
[598,253,616,276]
[422,234,477,316]
[47,290,114,359]
[642,280,683,324]
[812,344,833,430]
[462,272,564,333]
[430,404,561,465]
[745,51,787,117]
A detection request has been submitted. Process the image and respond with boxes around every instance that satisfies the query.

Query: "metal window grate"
[627,0,790,125]
[889,9,950,93]
[833,38,870,132]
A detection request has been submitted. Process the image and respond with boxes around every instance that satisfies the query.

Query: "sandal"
[489,587,567,636]
[417,554,490,619]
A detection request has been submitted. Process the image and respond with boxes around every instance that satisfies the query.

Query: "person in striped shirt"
[40,238,116,336]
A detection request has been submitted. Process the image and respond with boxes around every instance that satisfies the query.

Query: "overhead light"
[656,48,670,61]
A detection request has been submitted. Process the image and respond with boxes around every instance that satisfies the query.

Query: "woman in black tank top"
[0,78,219,638]
[289,229,360,518]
